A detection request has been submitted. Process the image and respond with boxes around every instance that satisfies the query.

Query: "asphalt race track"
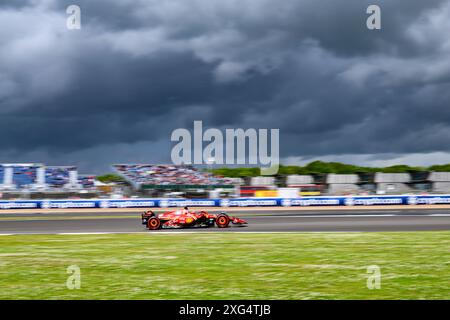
[0,208,450,234]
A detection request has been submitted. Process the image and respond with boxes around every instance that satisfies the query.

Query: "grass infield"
[0,232,448,299]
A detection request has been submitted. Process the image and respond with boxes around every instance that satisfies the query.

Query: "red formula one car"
[141,207,247,230]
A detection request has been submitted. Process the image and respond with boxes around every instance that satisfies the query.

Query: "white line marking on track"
[57,231,350,235]
[349,211,402,213]
[265,214,396,218]
[56,232,148,235]
[264,214,450,218]
[0,231,363,235]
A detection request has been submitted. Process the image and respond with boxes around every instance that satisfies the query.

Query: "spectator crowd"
[114,164,233,186]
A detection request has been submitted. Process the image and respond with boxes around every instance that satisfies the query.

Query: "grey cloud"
[1,0,450,172]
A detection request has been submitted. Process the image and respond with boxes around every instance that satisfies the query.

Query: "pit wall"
[1,195,450,209]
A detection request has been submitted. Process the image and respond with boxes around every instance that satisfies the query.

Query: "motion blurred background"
[1,161,450,199]
[3,1,450,199]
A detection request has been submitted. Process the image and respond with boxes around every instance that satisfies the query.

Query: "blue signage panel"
[1,195,450,210]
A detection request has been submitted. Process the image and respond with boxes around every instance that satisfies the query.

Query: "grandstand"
[45,166,72,188]
[375,173,412,194]
[79,175,96,189]
[250,176,276,187]
[326,174,360,195]
[0,164,40,190]
[226,177,244,185]
[357,172,376,193]
[3,161,450,198]
[429,172,450,193]
[285,174,324,195]
[0,164,94,192]
[286,175,314,186]
[241,172,434,197]
[113,164,235,191]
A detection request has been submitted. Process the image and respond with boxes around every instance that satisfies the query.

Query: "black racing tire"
[216,213,230,228]
[147,217,161,230]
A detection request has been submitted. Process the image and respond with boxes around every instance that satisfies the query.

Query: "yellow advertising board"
[255,190,279,197]
[299,191,321,196]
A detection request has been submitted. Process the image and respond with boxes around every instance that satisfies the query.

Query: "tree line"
[209,161,450,177]
[95,161,450,181]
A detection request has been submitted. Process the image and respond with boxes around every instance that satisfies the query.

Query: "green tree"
[96,174,127,183]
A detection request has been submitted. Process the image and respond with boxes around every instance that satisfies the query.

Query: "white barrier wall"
[2,167,15,189]
[286,175,313,185]
[278,188,300,198]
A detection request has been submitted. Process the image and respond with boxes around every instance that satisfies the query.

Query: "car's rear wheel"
[147,217,161,230]
[216,214,230,228]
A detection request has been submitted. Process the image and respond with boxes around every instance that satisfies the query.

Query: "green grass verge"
[0,232,449,299]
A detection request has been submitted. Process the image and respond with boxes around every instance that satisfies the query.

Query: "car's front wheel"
[216,214,230,228]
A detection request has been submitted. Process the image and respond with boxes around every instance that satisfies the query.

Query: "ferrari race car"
[141,207,247,230]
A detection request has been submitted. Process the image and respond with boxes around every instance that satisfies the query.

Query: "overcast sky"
[1,0,450,173]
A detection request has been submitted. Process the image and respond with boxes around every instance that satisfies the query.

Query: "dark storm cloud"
[1,0,450,172]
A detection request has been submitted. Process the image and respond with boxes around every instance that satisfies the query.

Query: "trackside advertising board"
[1,195,450,209]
